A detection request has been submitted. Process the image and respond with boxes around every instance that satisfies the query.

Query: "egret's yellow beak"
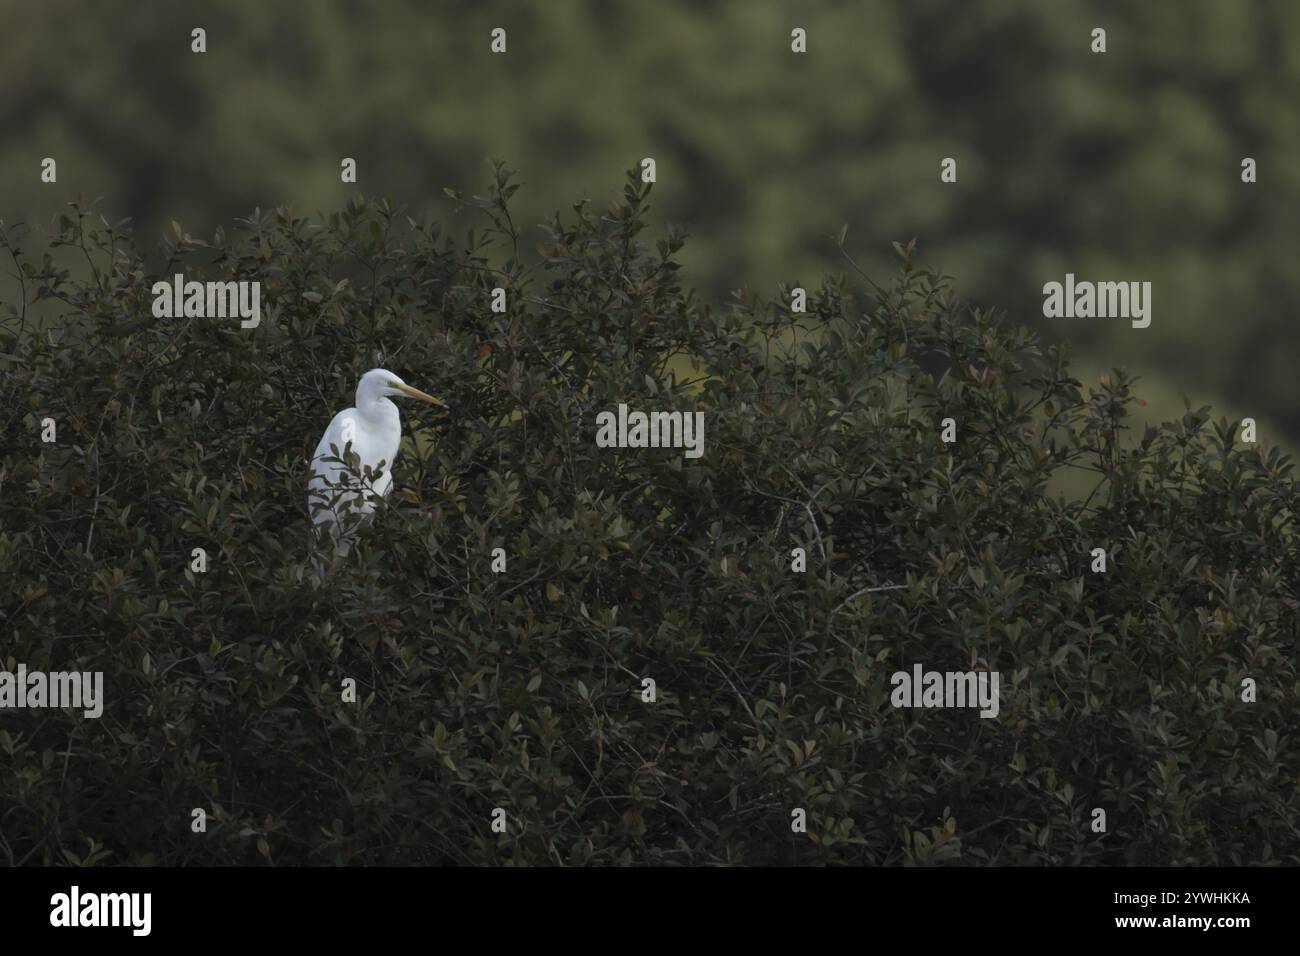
[394,383,446,407]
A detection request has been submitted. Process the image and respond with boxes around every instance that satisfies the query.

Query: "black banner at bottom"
[0,865,1284,943]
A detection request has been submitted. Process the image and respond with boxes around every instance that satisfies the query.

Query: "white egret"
[307,368,444,567]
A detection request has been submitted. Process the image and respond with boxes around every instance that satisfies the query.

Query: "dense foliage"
[1,167,1297,865]
[5,0,1300,444]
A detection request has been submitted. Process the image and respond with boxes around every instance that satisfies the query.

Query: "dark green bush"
[1,165,1297,865]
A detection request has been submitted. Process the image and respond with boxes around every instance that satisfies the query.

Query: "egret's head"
[357,368,445,408]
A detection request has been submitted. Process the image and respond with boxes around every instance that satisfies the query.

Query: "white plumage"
[307,368,444,566]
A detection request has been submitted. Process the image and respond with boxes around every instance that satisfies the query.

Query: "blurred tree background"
[3,0,1299,445]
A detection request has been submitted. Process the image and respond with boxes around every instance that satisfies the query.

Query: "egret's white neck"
[355,379,399,422]
[357,395,398,423]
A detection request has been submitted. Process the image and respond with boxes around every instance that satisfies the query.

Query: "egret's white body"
[307,368,443,566]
